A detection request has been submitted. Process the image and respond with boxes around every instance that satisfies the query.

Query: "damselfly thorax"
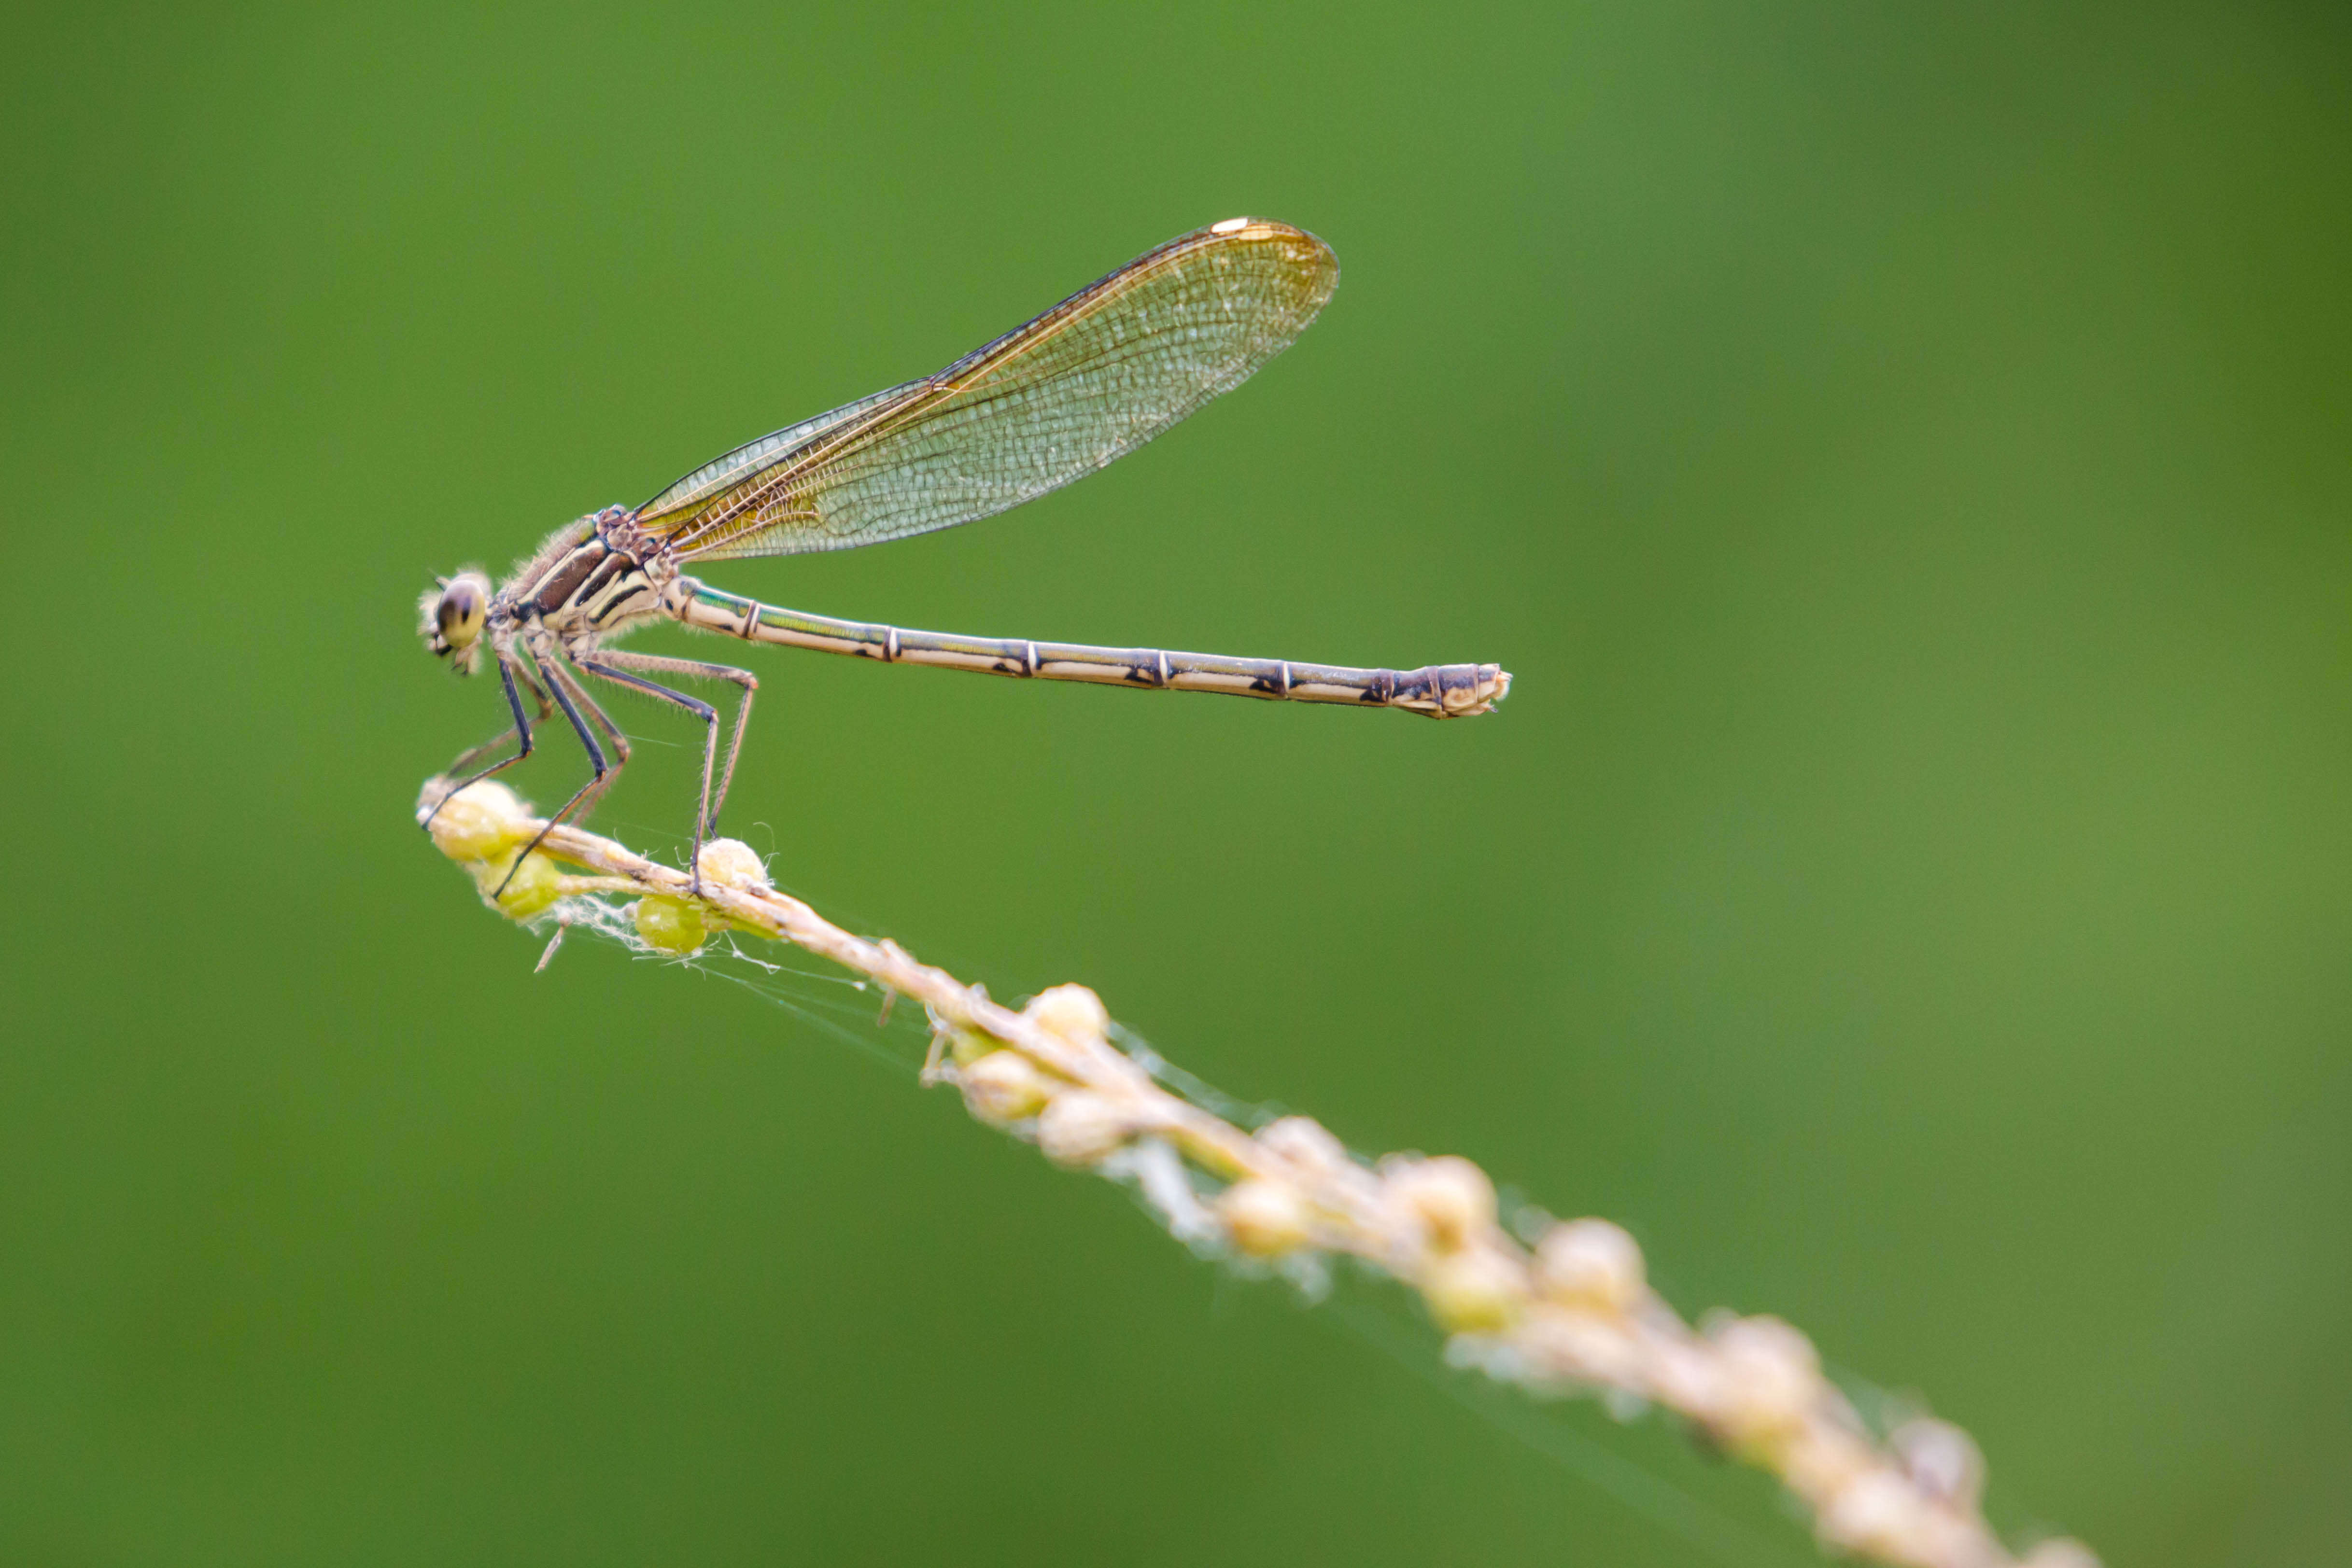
[490,508,673,647]
[422,220,1511,892]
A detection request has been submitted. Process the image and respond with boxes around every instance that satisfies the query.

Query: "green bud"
[470,849,563,921]
[948,1027,1002,1067]
[634,895,706,954]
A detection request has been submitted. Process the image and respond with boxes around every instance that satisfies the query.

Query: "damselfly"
[422,219,1510,886]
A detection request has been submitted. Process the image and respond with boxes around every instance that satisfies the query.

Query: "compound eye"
[437,578,487,646]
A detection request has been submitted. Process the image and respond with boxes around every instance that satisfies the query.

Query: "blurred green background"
[4,2,2347,1563]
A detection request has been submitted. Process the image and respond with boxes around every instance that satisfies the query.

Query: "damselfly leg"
[488,644,631,897]
[573,650,759,890]
[422,654,552,837]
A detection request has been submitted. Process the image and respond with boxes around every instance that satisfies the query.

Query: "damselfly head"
[420,570,492,674]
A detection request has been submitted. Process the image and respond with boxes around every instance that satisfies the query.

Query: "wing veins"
[640,220,1337,562]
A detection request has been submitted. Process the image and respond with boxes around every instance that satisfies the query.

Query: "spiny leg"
[577,650,759,836]
[531,648,634,820]
[442,661,554,778]
[423,652,545,837]
[535,654,638,848]
[492,650,620,899]
[572,652,755,895]
[541,654,634,775]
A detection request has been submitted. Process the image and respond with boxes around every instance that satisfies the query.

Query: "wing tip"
[1204,215,1329,251]
[1197,216,1338,300]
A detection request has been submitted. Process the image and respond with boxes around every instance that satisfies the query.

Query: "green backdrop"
[5,3,2347,1564]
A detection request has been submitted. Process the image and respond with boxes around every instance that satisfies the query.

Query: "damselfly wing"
[635,219,1339,559]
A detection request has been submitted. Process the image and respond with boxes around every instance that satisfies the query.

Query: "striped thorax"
[502,508,674,647]
[421,508,673,671]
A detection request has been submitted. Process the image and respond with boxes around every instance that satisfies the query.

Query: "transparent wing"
[634,219,1339,561]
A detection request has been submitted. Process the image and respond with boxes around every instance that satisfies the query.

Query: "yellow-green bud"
[1421,1246,1529,1333]
[1217,1177,1313,1257]
[1384,1155,1497,1252]
[948,1027,1004,1067]
[1532,1218,1646,1314]
[427,781,534,862]
[1815,1472,1922,1560]
[959,1050,1054,1125]
[1256,1116,1349,1174]
[634,895,706,954]
[1708,1314,1822,1449]
[1035,1091,1133,1168]
[1891,1418,1985,1512]
[472,849,562,921]
[697,838,770,892]
[1024,983,1110,1048]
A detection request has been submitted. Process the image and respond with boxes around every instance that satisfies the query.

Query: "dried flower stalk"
[417,777,2095,1568]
